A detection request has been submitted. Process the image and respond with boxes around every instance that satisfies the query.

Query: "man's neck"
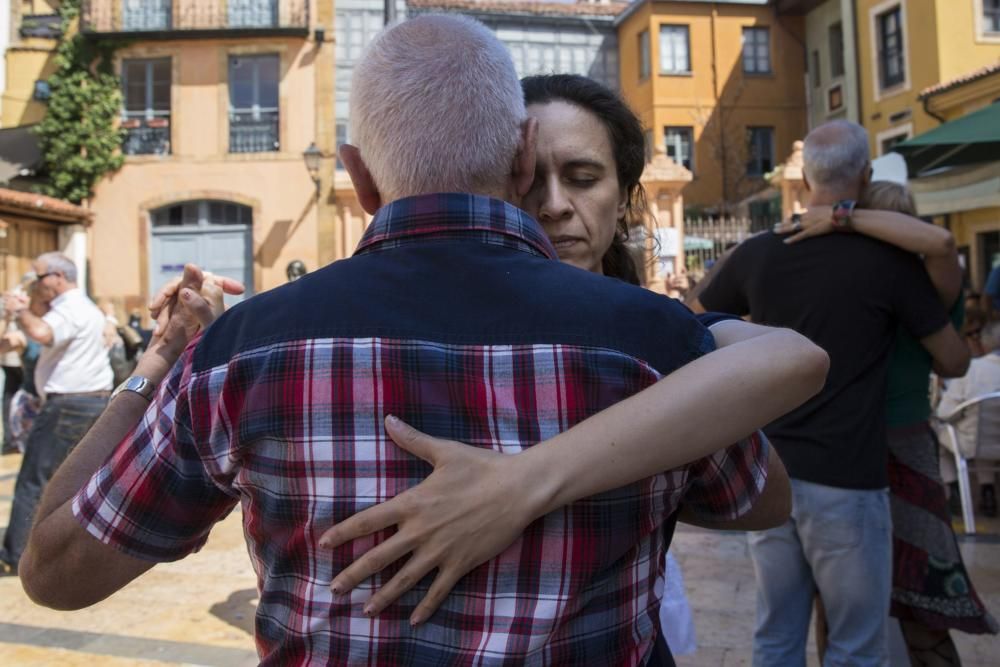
[808,188,860,207]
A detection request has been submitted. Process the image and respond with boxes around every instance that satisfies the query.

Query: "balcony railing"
[229,109,279,153]
[81,1,309,38]
[122,113,171,156]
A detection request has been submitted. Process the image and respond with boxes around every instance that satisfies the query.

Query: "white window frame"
[746,126,776,177]
[741,26,772,75]
[659,25,691,75]
[974,0,1000,43]
[663,126,694,174]
[875,122,913,156]
[868,0,911,102]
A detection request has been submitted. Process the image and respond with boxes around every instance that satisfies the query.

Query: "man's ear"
[340,144,382,215]
[511,118,538,198]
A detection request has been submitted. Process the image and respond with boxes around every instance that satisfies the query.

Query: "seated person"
[937,320,1000,517]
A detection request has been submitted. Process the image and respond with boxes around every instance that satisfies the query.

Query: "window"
[746,127,775,176]
[880,133,908,155]
[335,122,347,170]
[664,127,694,173]
[33,80,51,101]
[877,6,905,89]
[828,84,844,112]
[811,50,821,88]
[742,27,771,74]
[877,125,912,155]
[228,0,278,28]
[229,54,280,153]
[986,0,1000,33]
[659,25,690,74]
[122,0,171,31]
[639,30,650,80]
[829,22,845,78]
[152,200,252,227]
[644,129,653,163]
[122,58,171,156]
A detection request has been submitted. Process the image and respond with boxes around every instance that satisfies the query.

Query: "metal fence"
[81,0,309,34]
[684,216,771,275]
[122,113,171,156]
[229,110,280,153]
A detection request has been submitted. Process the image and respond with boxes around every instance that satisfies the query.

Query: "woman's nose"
[538,185,572,222]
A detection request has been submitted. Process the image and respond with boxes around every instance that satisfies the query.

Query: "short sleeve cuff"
[683,431,770,522]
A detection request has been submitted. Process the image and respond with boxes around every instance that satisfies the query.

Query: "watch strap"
[831,200,856,231]
[111,375,156,402]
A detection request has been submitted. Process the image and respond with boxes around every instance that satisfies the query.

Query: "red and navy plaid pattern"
[73,194,769,666]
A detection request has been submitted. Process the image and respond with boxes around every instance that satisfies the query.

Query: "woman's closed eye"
[566,172,599,187]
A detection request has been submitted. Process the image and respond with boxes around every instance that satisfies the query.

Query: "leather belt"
[46,390,112,399]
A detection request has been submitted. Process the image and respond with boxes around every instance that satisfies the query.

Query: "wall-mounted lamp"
[314,27,326,44]
[303,141,323,197]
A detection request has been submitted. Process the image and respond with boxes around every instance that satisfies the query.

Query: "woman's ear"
[512,118,539,198]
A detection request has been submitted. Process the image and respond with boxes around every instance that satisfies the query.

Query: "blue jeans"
[748,478,891,667]
[0,393,107,568]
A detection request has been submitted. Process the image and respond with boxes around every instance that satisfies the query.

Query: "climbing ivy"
[34,0,126,204]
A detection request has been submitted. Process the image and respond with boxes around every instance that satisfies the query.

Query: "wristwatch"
[831,200,856,231]
[111,375,157,402]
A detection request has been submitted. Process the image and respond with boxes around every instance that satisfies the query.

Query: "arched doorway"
[149,200,253,307]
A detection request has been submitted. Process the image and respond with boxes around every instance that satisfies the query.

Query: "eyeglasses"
[35,272,60,281]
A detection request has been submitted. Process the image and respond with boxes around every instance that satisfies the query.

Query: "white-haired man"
[0,252,112,575]
[690,120,969,665]
[18,15,829,665]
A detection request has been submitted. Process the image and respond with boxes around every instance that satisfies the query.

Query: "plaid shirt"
[74,194,768,666]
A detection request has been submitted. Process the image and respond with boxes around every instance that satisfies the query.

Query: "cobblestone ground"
[2,451,998,666]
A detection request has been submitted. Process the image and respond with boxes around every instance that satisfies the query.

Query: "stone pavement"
[670,525,1000,667]
[2,450,999,666]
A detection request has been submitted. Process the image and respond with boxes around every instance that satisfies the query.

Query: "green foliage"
[34,0,126,204]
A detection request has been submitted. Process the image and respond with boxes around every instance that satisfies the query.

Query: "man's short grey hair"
[802,120,871,190]
[37,252,77,283]
[349,14,525,201]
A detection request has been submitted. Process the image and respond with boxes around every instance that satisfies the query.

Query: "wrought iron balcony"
[122,113,171,156]
[81,1,309,39]
[229,109,280,153]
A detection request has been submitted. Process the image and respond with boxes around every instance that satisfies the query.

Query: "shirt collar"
[49,287,80,308]
[355,193,558,260]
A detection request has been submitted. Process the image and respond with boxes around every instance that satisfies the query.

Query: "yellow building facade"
[856,0,1000,156]
[2,1,61,128]
[616,0,807,212]
[72,0,335,318]
[908,65,1000,290]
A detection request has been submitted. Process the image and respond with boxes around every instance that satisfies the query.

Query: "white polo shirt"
[34,288,114,398]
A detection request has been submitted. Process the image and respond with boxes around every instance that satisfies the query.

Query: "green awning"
[895,102,1000,176]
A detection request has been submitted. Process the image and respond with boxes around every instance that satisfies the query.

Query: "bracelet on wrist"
[831,200,856,231]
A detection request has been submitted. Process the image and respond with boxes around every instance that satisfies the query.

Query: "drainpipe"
[923,95,947,124]
[850,0,863,124]
[711,3,727,212]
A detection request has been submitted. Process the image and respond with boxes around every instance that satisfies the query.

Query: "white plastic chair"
[936,390,1000,535]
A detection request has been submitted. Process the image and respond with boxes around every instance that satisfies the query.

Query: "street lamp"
[303,142,323,197]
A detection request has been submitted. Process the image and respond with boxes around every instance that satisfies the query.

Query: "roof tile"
[0,187,91,221]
